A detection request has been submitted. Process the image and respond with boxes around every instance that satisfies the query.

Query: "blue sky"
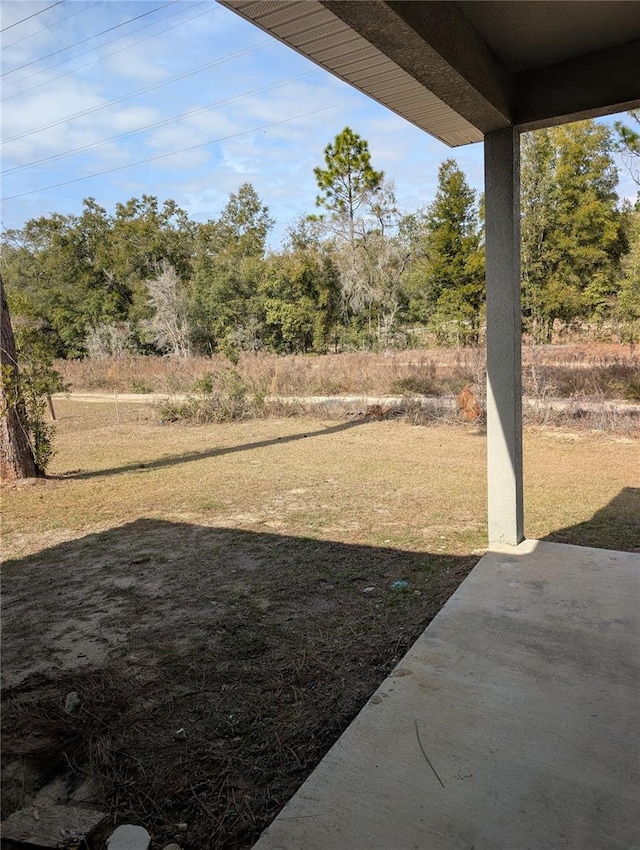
[1,0,637,248]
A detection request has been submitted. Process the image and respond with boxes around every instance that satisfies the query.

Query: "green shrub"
[391,375,443,396]
[191,371,215,395]
[623,376,640,400]
[130,380,154,394]
[157,367,264,423]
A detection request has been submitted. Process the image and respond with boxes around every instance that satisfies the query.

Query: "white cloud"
[2,84,160,167]
[2,82,102,142]
[103,46,167,84]
[180,110,240,141]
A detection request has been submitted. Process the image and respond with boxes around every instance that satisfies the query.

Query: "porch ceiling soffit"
[220,0,640,146]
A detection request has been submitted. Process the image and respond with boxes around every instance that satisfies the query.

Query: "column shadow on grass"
[1,519,477,850]
[542,486,640,553]
[56,418,368,481]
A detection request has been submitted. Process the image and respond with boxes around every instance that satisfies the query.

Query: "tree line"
[2,118,639,363]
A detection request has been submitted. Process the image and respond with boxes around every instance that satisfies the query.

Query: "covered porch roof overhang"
[221,0,640,145]
[221,0,640,548]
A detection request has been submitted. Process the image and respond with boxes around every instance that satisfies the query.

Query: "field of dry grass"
[2,401,638,848]
[55,349,482,397]
[55,343,640,401]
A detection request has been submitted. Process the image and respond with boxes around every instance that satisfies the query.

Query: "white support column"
[484,128,524,547]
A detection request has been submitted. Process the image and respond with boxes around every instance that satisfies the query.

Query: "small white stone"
[106,824,151,850]
[162,845,182,850]
[64,692,81,713]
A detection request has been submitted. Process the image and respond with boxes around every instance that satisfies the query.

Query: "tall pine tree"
[404,159,484,344]
[314,127,383,245]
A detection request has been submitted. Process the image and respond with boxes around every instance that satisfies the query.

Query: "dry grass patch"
[524,429,640,550]
[55,350,482,397]
[56,344,638,401]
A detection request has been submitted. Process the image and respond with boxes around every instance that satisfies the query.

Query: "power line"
[0,1,64,33]
[1,2,214,100]
[1,99,356,202]
[3,2,102,51]
[2,1,177,77]
[2,71,320,175]
[1,40,270,145]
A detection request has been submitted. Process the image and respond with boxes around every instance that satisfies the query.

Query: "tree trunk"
[1,275,40,480]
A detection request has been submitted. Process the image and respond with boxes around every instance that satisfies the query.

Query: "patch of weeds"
[84,376,113,390]
[157,367,264,424]
[537,361,640,400]
[191,371,215,395]
[524,401,640,436]
[313,379,345,395]
[155,397,188,423]
[385,585,417,608]
[441,375,477,395]
[419,558,438,576]
[263,399,316,418]
[182,392,256,424]
[391,375,443,396]
[130,380,154,394]
[623,375,640,400]
[390,359,442,397]
[164,374,188,393]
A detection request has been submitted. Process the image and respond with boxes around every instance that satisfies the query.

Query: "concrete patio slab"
[253,540,640,850]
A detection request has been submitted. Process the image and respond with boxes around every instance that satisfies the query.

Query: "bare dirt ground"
[2,401,638,848]
[2,520,475,849]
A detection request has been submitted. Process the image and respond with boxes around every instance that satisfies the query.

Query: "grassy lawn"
[4,399,638,557]
[3,400,491,558]
[1,400,638,848]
